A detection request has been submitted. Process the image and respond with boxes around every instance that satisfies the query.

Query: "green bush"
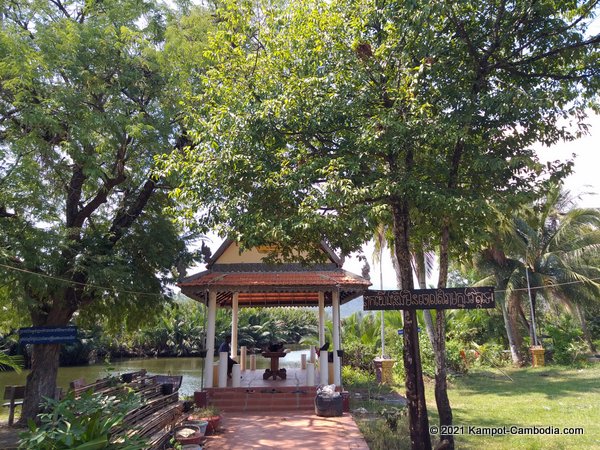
[445,339,469,373]
[342,365,374,387]
[342,340,379,372]
[19,390,146,450]
[542,315,588,366]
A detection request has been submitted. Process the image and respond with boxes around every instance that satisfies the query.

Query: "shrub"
[343,340,379,372]
[379,406,407,432]
[342,365,373,388]
[19,390,146,449]
[542,315,588,366]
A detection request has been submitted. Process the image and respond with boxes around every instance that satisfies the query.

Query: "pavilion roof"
[178,266,371,307]
[178,240,371,307]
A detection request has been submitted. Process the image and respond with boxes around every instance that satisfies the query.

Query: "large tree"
[163,1,599,448]
[0,0,205,421]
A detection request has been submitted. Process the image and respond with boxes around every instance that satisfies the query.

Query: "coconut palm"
[476,186,600,357]
[0,350,22,372]
[512,188,600,351]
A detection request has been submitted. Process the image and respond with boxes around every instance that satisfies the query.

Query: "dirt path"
[0,421,21,449]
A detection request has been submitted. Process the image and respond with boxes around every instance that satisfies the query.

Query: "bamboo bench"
[70,372,185,449]
[112,389,184,449]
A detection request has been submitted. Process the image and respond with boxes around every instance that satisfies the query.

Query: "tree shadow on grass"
[451,367,600,400]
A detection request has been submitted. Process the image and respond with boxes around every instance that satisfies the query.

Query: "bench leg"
[8,400,15,426]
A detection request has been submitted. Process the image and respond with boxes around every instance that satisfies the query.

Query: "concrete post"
[307,363,315,386]
[232,364,241,387]
[318,292,325,347]
[204,290,217,389]
[218,352,228,388]
[332,290,341,386]
[240,346,247,371]
[319,351,328,385]
[231,292,239,361]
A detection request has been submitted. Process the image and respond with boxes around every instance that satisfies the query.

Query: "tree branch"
[108,177,157,246]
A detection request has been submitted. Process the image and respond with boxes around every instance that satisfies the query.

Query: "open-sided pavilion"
[178,239,371,388]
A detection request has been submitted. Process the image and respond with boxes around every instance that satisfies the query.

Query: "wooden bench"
[3,385,25,426]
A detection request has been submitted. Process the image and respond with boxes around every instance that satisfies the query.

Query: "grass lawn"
[354,365,600,449]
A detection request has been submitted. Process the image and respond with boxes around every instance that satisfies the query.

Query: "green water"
[0,350,308,398]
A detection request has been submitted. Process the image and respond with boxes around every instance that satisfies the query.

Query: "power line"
[495,276,600,294]
[1,261,598,299]
[0,262,165,298]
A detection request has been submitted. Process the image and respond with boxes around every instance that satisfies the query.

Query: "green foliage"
[234,308,318,351]
[18,390,146,450]
[446,309,507,347]
[0,350,23,372]
[356,414,410,450]
[379,406,407,432]
[0,0,208,335]
[542,315,589,366]
[444,339,469,374]
[341,365,373,388]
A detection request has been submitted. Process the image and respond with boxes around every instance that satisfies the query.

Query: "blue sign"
[398,327,421,335]
[19,326,78,344]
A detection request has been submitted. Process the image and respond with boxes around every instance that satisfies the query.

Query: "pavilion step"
[207,387,318,412]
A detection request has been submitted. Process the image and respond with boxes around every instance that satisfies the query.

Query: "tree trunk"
[393,200,431,450]
[509,294,525,350]
[501,299,523,365]
[575,304,596,353]
[414,248,436,346]
[18,343,61,424]
[433,224,453,449]
[19,300,75,424]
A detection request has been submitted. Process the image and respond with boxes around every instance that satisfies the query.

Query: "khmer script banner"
[363,287,495,310]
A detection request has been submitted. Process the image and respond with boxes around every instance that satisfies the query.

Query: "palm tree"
[0,350,23,373]
[513,188,600,351]
[476,186,600,356]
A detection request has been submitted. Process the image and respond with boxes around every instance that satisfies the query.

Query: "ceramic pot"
[174,425,204,445]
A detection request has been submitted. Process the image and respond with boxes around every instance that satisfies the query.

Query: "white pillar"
[231,292,239,361]
[318,292,325,347]
[232,364,241,388]
[319,351,328,385]
[204,291,217,389]
[218,352,228,388]
[332,290,341,386]
[307,363,315,386]
[240,346,247,371]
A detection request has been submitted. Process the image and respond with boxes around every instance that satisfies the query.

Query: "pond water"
[0,350,309,398]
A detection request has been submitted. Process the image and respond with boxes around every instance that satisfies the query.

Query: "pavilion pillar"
[332,289,341,386]
[204,290,217,389]
[231,292,239,361]
[318,291,325,347]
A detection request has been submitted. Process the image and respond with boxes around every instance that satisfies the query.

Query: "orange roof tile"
[178,270,370,289]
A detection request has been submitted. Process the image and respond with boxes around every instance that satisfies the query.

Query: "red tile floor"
[204,411,370,449]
